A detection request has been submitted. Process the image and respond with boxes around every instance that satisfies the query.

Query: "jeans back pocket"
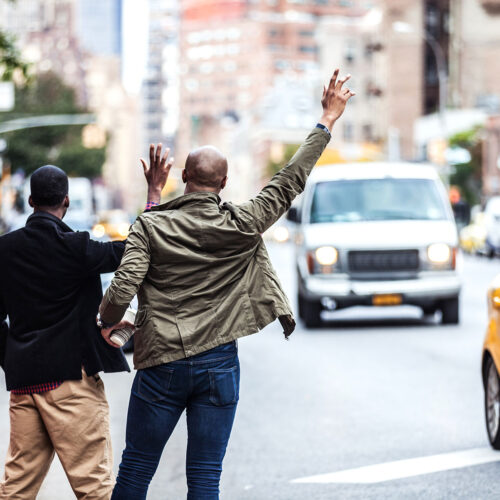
[137,367,174,403]
[208,366,239,406]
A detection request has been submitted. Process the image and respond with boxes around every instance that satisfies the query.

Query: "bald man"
[98,69,355,500]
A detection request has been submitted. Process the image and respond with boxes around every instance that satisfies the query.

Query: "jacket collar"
[26,211,74,233]
[151,191,221,212]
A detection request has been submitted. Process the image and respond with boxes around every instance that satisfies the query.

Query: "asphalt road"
[2,244,500,499]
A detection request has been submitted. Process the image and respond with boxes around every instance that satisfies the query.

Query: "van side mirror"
[287,206,301,223]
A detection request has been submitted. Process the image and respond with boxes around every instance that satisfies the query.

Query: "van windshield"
[310,178,449,223]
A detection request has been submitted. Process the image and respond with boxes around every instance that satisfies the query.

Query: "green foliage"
[0,30,30,82]
[58,140,105,179]
[266,144,300,178]
[448,126,482,206]
[1,72,105,178]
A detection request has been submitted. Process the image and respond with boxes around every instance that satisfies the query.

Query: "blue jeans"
[111,341,240,500]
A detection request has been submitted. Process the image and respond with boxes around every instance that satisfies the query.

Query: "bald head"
[183,146,228,193]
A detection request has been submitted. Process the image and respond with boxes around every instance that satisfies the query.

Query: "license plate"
[372,294,402,306]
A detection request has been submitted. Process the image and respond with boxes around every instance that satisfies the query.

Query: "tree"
[1,72,106,178]
[448,127,482,206]
[0,30,29,82]
[266,144,300,178]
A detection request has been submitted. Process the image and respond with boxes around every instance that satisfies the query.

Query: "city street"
[2,243,500,499]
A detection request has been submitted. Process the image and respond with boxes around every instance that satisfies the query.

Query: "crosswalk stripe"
[291,447,500,484]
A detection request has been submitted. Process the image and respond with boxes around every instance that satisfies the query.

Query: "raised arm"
[97,145,173,346]
[82,143,173,277]
[236,69,354,234]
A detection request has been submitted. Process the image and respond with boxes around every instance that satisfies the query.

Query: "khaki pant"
[0,370,114,500]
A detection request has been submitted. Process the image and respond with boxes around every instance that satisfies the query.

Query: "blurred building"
[76,0,123,57]
[142,0,179,153]
[449,0,500,113]
[0,0,89,106]
[0,0,144,213]
[482,115,500,198]
[317,10,385,158]
[176,0,372,200]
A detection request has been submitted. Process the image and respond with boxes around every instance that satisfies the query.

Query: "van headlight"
[315,246,338,266]
[308,246,339,274]
[427,243,451,264]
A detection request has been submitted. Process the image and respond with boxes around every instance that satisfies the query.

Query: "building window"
[344,40,356,64]
[362,124,373,142]
[299,45,318,54]
[343,122,353,141]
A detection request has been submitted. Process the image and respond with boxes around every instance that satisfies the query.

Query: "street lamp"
[392,21,448,136]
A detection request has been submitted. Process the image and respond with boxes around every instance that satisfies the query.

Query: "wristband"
[316,123,331,137]
[145,201,159,211]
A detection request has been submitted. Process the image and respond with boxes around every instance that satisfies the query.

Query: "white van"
[287,162,461,327]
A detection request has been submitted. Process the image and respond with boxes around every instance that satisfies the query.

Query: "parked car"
[92,210,131,241]
[459,208,486,255]
[482,276,500,449]
[287,162,461,327]
[483,197,500,258]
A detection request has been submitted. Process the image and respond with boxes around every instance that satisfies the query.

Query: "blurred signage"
[0,82,14,112]
[82,124,106,149]
[427,138,448,165]
[445,147,471,165]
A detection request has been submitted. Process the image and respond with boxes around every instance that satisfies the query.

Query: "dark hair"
[30,165,69,207]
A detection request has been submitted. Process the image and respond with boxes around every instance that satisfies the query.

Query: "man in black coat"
[0,145,172,499]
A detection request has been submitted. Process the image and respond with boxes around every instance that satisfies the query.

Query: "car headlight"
[273,226,289,243]
[315,246,338,266]
[427,243,451,264]
[92,224,105,238]
[118,223,130,237]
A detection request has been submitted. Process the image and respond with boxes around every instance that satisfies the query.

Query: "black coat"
[0,211,130,390]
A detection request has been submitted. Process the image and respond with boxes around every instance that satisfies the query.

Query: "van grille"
[348,250,419,273]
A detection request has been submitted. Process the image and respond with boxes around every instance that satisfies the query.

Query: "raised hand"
[141,143,174,204]
[319,69,355,131]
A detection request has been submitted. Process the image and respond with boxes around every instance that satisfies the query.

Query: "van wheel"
[485,357,500,449]
[441,297,459,325]
[421,305,437,317]
[301,297,322,328]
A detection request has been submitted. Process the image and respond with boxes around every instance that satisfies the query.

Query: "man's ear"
[220,176,228,190]
[63,195,70,208]
[28,195,34,208]
[182,169,187,184]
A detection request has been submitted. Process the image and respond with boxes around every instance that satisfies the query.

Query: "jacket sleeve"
[83,235,126,275]
[0,294,8,369]
[99,217,151,325]
[234,126,330,234]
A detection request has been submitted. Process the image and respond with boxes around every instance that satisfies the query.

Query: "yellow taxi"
[459,211,486,255]
[92,210,131,241]
[482,277,500,449]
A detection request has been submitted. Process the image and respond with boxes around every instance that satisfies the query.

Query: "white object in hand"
[110,308,136,347]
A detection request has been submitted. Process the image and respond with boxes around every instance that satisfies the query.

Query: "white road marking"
[291,447,500,484]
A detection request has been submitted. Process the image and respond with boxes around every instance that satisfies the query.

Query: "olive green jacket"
[99,126,330,369]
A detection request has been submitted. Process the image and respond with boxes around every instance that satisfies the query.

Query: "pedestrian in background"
[0,149,172,499]
[99,69,354,499]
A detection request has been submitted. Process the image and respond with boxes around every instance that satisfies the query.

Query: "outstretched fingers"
[160,147,170,169]
[165,157,174,174]
[155,143,162,164]
[140,158,148,175]
[149,143,154,167]
[336,73,351,91]
[328,69,339,91]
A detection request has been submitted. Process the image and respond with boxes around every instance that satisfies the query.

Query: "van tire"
[300,296,322,328]
[441,297,459,325]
